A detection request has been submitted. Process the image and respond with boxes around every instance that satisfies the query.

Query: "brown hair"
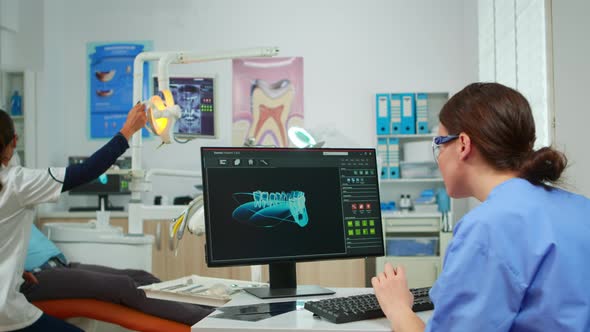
[1,109,16,192]
[439,82,567,189]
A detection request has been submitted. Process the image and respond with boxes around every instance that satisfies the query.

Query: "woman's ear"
[458,133,472,161]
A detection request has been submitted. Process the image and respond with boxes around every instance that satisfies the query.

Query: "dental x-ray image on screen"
[153,77,216,138]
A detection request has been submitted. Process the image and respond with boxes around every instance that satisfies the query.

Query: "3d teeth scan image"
[232,190,309,228]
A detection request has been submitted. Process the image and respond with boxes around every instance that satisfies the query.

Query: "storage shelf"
[10,115,24,120]
[385,226,439,233]
[373,91,451,289]
[380,178,444,183]
[383,213,440,233]
[382,211,440,219]
[377,133,436,139]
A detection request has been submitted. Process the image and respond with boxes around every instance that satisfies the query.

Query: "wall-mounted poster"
[232,57,304,147]
[87,41,152,138]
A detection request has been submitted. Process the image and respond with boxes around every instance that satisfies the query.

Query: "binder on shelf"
[388,137,400,179]
[375,94,390,135]
[377,137,389,179]
[400,93,416,134]
[416,93,429,134]
[389,94,402,134]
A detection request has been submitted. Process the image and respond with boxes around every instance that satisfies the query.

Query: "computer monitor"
[153,76,216,139]
[201,147,384,299]
[68,156,131,212]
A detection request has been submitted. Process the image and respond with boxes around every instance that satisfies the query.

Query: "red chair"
[33,299,190,332]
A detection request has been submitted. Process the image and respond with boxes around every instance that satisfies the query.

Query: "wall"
[0,0,43,108]
[552,0,590,196]
[22,0,477,208]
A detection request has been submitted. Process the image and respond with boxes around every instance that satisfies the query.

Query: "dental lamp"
[287,126,325,148]
[145,89,181,144]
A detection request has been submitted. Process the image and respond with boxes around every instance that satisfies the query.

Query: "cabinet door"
[36,217,128,231]
[143,220,167,279]
[297,259,365,287]
[376,256,439,289]
[144,220,257,281]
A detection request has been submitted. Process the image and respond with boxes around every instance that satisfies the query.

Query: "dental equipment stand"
[126,47,278,279]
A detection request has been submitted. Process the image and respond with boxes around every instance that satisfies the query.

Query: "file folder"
[416,93,429,134]
[389,94,402,134]
[388,137,400,179]
[400,93,416,134]
[375,94,390,135]
[377,137,389,179]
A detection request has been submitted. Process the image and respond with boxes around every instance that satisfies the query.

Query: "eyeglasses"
[432,135,459,163]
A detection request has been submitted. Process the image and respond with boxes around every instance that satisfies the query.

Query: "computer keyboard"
[304,287,433,324]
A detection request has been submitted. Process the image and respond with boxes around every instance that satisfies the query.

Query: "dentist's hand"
[120,103,147,140]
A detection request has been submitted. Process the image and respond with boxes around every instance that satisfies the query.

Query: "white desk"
[192,288,433,331]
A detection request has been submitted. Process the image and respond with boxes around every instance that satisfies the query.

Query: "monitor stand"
[244,262,335,299]
[69,195,124,212]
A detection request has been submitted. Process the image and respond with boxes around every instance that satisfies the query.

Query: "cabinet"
[37,214,366,287]
[1,68,36,167]
[373,92,454,289]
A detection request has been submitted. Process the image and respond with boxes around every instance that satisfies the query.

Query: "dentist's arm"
[59,104,146,192]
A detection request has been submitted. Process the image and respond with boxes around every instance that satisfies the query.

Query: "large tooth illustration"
[250,79,294,147]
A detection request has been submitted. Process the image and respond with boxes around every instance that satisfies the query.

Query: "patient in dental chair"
[21,224,213,326]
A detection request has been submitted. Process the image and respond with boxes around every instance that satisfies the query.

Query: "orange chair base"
[33,299,189,332]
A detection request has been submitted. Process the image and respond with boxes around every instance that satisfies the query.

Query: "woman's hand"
[120,103,147,140]
[371,263,414,320]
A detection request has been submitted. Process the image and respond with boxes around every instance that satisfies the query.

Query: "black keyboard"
[304,287,433,324]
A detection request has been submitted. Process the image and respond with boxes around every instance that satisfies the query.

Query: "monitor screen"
[68,156,131,211]
[153,76,215,138]
[201,147,384,298]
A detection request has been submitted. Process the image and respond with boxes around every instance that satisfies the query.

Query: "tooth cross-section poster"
[232,57,304,147]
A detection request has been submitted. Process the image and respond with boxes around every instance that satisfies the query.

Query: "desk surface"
[192,288,432,332]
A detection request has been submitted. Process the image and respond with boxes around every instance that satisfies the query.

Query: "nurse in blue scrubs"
[372,82,590,332]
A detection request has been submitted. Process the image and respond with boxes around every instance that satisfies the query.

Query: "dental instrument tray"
[139,275,268,307]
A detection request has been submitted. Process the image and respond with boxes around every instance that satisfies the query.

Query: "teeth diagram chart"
[232,190,309,228]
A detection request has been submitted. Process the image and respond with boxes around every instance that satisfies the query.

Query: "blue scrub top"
[25,225,65,271]
[426,178,590,331]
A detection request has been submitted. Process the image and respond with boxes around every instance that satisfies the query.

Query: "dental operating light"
[145,89,181,144]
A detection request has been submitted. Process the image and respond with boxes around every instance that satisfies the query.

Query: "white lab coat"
[0,163,64,331]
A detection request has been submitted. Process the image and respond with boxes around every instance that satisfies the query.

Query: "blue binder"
[377,137,389,179]
[416,93,429,134]
[388,137,400,178]
[375,94,390,135]
[400,93,416,134]
[389,94,402,134]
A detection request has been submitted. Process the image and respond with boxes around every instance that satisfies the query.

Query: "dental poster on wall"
[232,57,304,147]
[87,41,153,138]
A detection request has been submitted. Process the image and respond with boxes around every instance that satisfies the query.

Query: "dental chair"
[33,299,190,332]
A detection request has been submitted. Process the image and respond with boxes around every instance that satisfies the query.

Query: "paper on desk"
[139,274,268,307]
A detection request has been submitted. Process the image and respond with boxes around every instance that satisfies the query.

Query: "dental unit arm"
[127,47,279,237]
[168,195,205,251]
